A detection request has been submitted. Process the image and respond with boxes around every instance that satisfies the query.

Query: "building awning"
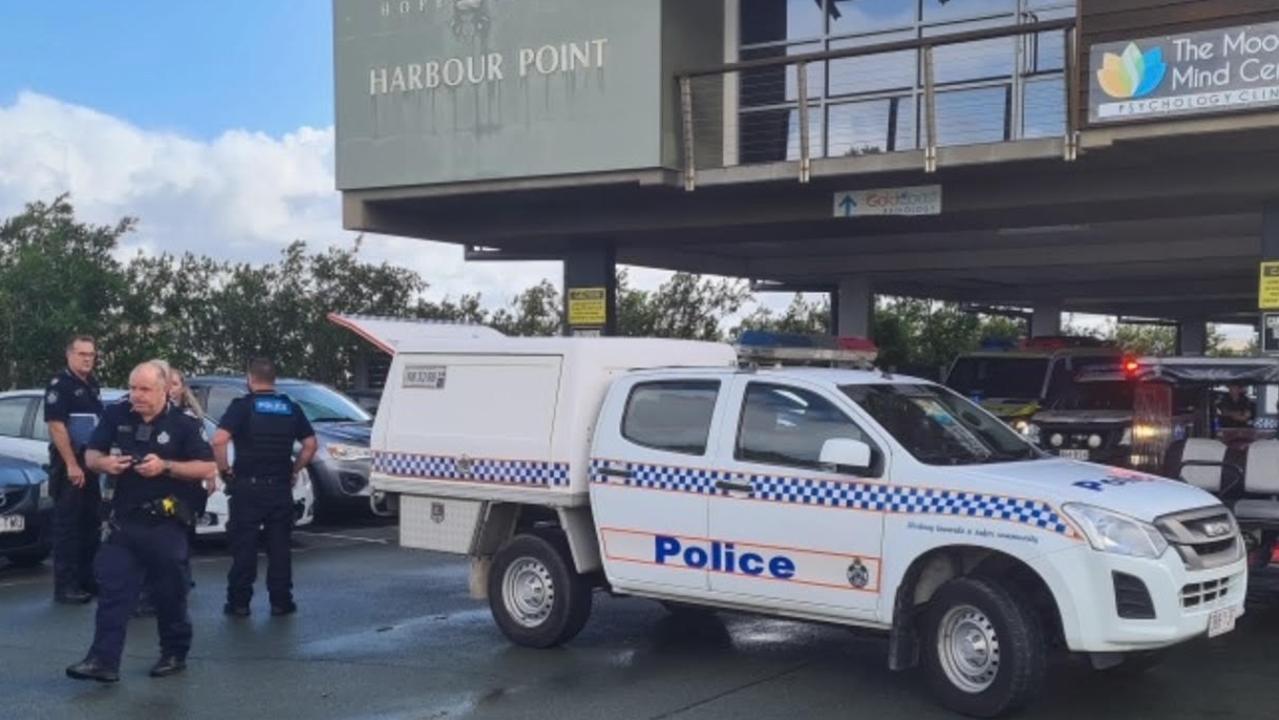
[326,313,504,355]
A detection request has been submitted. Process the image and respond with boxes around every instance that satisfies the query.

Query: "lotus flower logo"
[1097,43,1167,99]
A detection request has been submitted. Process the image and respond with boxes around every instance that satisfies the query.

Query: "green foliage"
[3,197,1260,392]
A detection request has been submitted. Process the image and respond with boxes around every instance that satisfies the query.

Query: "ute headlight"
[327,443,373,462]
[1063,503,1169,559]
[1049,433,1064,448]
[1119,427,1133,446]
[1017,421,1041,444]
[1087,434,1103,449]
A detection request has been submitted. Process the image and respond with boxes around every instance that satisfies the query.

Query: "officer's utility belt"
[119,495,195,528]
[238,475,291,487]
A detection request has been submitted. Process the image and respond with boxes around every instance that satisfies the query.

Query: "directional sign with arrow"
[832,185,942,218]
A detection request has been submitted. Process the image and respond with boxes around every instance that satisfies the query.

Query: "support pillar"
[1030,302,1062,338]
[562,246,617,336]
[836,276,873,338]
[1178,318,1208,356]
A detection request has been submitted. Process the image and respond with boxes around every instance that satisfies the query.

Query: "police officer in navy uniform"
[65,361,216,683]
[45,335,105,605]
[213,357,317,618]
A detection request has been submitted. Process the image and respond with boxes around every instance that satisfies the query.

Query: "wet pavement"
[2,521,1279,720]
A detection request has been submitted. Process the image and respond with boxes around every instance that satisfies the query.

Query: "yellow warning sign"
[568,287,607,326]
[1261,262,1279,309]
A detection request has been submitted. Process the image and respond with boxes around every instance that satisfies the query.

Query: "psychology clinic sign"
[1089,22,1279,124]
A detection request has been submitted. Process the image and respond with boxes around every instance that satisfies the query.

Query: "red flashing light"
[1122,356,1141,377]
[835,336,878,352]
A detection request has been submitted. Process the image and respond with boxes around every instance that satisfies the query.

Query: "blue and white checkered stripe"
[591,459,1073,536]
[375,452,570,487]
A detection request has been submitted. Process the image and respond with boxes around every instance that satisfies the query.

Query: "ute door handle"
[715,480,753,493]
[598,467,632,479]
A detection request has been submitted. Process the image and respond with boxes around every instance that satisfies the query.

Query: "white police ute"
[369,335,1246,717]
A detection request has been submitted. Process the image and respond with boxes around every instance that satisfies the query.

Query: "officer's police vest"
[241,393,297,478]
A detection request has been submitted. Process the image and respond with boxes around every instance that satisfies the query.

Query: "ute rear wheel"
[487,533,591,648]
[921,577,1046,718]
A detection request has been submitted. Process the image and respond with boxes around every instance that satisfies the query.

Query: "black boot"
[66,657,119,683]
[149,655,186,678]
[54,588,93,605]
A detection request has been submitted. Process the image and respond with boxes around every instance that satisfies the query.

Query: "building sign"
[1090,22,1279,124]
[1261,262,1279,309]
[833,185,942,218]
[334,0,720,190]
[1263,313,1279,354]
[567,287,607,326]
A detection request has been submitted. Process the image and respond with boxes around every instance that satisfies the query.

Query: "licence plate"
[0,515,23,534]
[1059,449,1090,460]
[1208,607,1237,638]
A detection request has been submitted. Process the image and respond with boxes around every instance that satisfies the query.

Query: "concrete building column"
[562,245,617,336]
[836,276,873,338]
[1030,302,1062,337]
[1178,318,1208,356]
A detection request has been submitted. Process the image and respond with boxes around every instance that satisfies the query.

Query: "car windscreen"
[1048,381,1134,411]
[284,384,371,424]
[945,357,1049,401]
[842,383,1039,465]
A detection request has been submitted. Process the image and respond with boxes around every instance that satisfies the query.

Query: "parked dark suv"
[0,456,52,568]
[188,377,375,517]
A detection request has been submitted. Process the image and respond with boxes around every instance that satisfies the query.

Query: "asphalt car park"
[0,511,1275,720]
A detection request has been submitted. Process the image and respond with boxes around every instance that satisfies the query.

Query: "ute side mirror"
[820,438,877,477]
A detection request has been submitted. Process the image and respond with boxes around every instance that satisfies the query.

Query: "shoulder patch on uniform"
[46,390,58,404]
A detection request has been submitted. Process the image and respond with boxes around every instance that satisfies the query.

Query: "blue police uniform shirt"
[218,392,315,479]
[44,368,104,457]
[87,401,214,512]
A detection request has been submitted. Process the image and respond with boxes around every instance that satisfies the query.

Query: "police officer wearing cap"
[65,361,215,683]
[45,334,105,605]
[214,357,317,618]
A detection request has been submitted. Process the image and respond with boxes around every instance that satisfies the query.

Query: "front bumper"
[0,499,53,557]
[1034,541,1247,653]
[310,459,372,499]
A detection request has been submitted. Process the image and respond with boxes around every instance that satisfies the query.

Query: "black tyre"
[921,577,1046,718]
[487,533,591,648]
[5,548,50,568]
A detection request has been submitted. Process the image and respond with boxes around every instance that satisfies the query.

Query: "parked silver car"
[186,377,379,517]
[0,389,315,536]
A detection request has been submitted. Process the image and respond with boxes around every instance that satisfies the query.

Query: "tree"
[490,280,562,336]
[734,293,830,335]
[617,270,752,340]
[0,196,130,388]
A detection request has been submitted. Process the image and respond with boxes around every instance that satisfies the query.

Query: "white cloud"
[0,91,573,305]
[0,91,865,322]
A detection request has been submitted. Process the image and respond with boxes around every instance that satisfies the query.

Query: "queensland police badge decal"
[847,559,870,589]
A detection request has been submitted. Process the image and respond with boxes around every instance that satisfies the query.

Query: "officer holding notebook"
[45,334,106,605]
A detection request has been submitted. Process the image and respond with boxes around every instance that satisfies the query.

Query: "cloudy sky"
[0,1,681,307]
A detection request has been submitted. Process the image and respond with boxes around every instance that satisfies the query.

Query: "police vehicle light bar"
[736,331,877,368]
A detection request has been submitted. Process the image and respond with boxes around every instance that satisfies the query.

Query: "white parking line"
[293,530,390,545]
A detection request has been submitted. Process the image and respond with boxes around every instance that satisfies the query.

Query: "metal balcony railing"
[677,18,1078,190]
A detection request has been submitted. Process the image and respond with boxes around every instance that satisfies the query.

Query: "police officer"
[213,357,317,618]
[65,361,215,683]
[45,335,105,605]
[1217,383,1255,430]
[133,363,208,619]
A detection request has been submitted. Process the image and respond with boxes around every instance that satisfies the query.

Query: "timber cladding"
[1079,0,1279,127]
